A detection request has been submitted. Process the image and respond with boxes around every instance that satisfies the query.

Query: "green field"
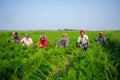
[0,30,120,80]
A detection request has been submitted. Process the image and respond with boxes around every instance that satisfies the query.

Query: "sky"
[0,0,120,30]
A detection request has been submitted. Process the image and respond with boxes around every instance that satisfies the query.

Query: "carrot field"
[0,30,120,80]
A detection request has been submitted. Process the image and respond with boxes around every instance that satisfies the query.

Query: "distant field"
[0,30,120,80]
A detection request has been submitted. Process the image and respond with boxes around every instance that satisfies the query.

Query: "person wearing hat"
[56,33,69,48]
[20,34,33,46]
[77,30,89,50]
[95,32,107,46]
[37,34,49,48]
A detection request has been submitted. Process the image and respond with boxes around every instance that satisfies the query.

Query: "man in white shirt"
[20,34,33,46]
[77,30,89,50]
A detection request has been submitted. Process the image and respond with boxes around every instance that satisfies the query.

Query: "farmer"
[95,32,107,46]
[20,34,33,46]
[56,33,69,48]
[8,32,20,43]
[77,30,89,51]
[37,34,49,48]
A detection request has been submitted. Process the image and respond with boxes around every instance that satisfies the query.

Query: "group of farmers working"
[9,30,107,51]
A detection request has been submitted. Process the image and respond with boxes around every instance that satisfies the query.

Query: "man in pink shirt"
[20,34,33,46]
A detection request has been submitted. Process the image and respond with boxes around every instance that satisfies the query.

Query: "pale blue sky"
[0,0,120,30]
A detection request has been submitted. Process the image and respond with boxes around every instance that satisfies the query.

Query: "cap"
[80,30,85,33]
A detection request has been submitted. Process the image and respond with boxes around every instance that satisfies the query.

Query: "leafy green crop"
[0,30,119,80]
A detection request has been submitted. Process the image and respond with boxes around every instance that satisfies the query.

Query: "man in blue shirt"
[13,32,20,43]
[95,32,107,46]
[56,33,69,48]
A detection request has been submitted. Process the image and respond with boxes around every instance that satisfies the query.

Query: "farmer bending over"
[77,30,89,51]
[56,33,69,48]
[95,32,107,46]
[20,34,33,46]
[37,34,49,48]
